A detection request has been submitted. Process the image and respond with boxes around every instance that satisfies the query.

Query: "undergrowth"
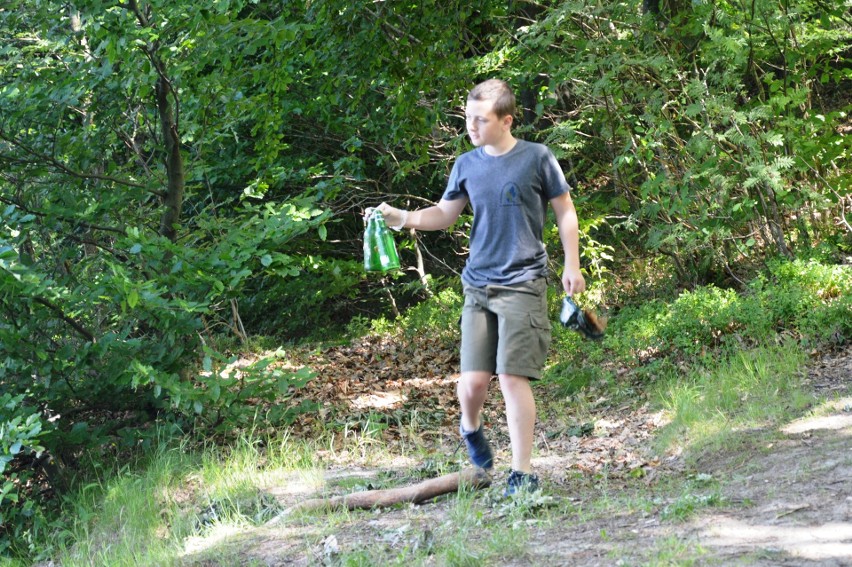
[549,258,850,375]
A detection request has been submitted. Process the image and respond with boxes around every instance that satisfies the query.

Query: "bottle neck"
[371,213,386,228]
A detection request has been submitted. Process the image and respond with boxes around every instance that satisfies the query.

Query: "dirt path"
[521,397,852,565]
[675,347,852,566]
[519,345,852,565]
[186,343,852,565]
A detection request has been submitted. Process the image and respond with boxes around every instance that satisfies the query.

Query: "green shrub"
[550,258,850,386]
[760,259,852,342]
[1,394,49,558]
[397,285,463,344]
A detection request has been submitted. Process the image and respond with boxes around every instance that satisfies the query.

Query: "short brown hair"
[468,79,516,119]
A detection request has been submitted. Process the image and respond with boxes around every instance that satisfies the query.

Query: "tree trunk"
[126,0,185,243]
[760,183,792,258]
[155,74,185,242]
[411,229,431,294]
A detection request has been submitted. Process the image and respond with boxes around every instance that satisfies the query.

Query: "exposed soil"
[182,341,852,566]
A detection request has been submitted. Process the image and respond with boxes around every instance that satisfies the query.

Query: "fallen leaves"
[277,333,676,485]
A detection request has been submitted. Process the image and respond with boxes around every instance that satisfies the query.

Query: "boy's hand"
[366,202,407,230]
[562,268,586,296]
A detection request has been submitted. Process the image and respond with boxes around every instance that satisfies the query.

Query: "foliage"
[0,3,332,553]
[0,394,49,558]
[753,258,852,342]
[548,258,851,390]
[0,0,851,561]
[397,286,464,343]
[505,0,852,283]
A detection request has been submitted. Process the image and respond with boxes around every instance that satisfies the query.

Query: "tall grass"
[653,344,812,454]
[54,442,193,567]
[51,432,320,567]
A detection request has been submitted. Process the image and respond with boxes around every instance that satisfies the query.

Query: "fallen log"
[266,467,491,525]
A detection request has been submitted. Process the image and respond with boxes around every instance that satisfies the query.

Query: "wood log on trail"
[266,467,491,525]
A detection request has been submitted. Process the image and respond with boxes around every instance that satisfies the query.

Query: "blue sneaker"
[504,470,539,497]
[459,420,494,470]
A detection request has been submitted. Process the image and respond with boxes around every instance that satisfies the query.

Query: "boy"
[375,78,585,495]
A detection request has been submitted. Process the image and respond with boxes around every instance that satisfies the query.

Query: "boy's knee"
[498,373,532,392]
[458,372,491,393]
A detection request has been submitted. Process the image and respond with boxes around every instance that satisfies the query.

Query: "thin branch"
[0,128,149,190]
[0,195,126,235]
[31,297,96,343]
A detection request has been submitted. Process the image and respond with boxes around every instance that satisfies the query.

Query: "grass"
[50,432,324,567]
[54,443,193,567]
[12,257,849,565]
[41,339,826,566]
[652,343,812,456]
[44,431,568,566]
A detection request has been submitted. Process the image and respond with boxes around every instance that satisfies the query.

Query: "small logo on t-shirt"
[501,182,521,206]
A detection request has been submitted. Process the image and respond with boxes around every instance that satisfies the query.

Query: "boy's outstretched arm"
[550,192,586,296]
[376,198,468,232]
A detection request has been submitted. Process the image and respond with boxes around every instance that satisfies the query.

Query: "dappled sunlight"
[782,414,852,435]
[406,374,459,388]
[699,515,852,561]
[379,453,423,470]
[532,454,574,468]
[351,389,407,410]
[781,396,852,434]
[263,469,325,499]
[318,449,423,471]
[530,453,577,477]
[181,522,322,565]
[181,523,245,558]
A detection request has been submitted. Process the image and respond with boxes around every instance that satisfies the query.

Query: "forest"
[1,0,850,564]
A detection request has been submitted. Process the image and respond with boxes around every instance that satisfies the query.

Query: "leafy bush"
[397,285,463,343]
[550,258,851,384]
[192,347,317,434]
[758,259,852,342]
[1,394,49,557]
[0,199,323,559]
[510,0,851,281]
[240,256,365,341]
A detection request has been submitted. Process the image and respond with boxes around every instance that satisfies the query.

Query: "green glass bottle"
[363,210,400,272]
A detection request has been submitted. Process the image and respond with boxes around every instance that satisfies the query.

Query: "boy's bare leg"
[457,371,492,432]
[498,373,536,473]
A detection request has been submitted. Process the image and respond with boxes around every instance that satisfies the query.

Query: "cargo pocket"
[530,312,552,358]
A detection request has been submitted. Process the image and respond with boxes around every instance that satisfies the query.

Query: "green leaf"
[209,381,221,402]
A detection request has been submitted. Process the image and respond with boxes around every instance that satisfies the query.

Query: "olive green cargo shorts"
[459,277,551,380]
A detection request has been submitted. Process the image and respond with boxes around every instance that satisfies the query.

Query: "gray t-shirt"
[442,139,570,287]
